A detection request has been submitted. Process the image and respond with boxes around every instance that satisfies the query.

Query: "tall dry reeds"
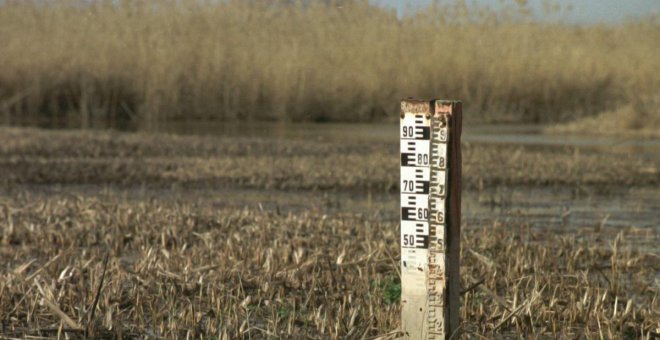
[0,0,658,126]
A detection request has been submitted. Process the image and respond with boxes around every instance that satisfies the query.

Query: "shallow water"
[152,121,660,166]
[7,181,657,254]
[5,121,659,252]
[154,121,660,159]
[15,119,660,157]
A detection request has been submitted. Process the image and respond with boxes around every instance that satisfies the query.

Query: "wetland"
[0,125,658,338]
[1,1,658,337]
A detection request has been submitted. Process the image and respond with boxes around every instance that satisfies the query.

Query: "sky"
[376,0,660,24]
[0,0,657,24]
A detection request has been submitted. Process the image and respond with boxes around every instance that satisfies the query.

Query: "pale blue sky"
[1,0,657,24]
[376,0,659,23]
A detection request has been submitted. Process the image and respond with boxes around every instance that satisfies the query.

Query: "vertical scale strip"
[400,100,432,339]
[428,108,449,339]
[401,99,462,339]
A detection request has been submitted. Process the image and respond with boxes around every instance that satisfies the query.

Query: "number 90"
[402,126,414,138]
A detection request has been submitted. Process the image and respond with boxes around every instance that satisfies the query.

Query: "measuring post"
[400,99,462,339]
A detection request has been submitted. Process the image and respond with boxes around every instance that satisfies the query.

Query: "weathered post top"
[400,99,462,339]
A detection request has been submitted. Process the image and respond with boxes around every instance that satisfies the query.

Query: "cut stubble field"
[0,127,658,338]
[1,0,659,337]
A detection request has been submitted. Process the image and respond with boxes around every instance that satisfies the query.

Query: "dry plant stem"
[0,196,656,338]
[86,252,110,336]
[461,278,485,296]
[24,251,68,283]
[37,290,83,331]
[493,287,544,331]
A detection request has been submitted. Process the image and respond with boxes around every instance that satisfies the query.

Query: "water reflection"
[154,121,660,158]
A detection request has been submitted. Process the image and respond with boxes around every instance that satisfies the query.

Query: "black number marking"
[402,125,431,139]
[436,211,444,223]
[402,180,430,194]
[402,234,429,248]
[402,126,414,138]
[417,154,429,165]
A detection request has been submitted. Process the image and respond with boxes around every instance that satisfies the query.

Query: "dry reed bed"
[0,1,659,125]
[547,94,660,138]
[1,128,657,191]
[0,196,657,338]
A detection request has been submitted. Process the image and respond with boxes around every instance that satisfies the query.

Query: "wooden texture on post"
[400,99,461,339]
[436,100,462,338]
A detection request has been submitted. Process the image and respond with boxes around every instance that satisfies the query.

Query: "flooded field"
[0,125,658,338]
[157,121,660,150]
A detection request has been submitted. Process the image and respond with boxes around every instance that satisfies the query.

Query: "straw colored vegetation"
[0,127,657,190]
[546,94,660,137]
[0,127,658,337]
[0,195,658,338]
[0,1,659,127]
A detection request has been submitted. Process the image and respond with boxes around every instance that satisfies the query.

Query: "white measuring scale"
[400,99,457,339]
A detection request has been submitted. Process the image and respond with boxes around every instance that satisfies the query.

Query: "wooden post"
[400,99,462,339]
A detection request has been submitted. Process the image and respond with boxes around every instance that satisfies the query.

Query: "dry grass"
[546,94,660,137]
[0,1,659,126]
[0,127,657,191]
[0,195,658,338]
[0,127,658,338]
